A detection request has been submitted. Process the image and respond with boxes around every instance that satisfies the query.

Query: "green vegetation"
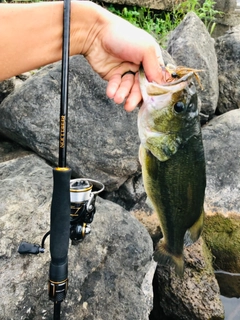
[5,0,222,46]
[106,0,223,46]
[202,214,240,273]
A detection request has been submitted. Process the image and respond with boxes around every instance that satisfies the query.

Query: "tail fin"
[153,240,185,277]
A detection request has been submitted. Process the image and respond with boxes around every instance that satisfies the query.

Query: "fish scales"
[138,65,206,277]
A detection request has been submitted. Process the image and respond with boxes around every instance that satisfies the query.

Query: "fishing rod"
[18,1,104,318]
[48,0,71,318]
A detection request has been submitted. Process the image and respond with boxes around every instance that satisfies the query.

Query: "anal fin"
[184,210,204,247]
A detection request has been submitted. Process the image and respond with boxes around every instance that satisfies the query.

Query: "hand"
[83,11,165,111]
[0,1,167,112]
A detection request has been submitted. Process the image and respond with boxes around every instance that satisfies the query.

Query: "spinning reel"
[70,178,104,243]
[18,178,104,253]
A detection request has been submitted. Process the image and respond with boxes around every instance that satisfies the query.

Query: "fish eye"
[174,101,185,113]
[188,103,194,110]
[171,72,179,78]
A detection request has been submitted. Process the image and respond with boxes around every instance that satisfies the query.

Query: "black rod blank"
[48,0,71,319]
[59,0,71,168]
[54,302,61,320]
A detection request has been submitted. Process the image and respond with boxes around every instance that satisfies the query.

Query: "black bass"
[138,65,206,277]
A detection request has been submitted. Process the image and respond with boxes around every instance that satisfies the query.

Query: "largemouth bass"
[138,65,206,277]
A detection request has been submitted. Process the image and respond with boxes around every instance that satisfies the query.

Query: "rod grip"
[50,167,71,280]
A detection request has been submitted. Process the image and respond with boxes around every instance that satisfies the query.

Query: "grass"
[106,0,223,46]
[5,0,222,46]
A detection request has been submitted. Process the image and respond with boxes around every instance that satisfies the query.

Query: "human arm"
[0,1,166,111]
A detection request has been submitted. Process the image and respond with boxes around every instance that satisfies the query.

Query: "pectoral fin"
[146,134,182,162]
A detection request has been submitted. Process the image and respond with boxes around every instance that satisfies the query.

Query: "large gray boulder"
[202,109,240,216]
[215,26,240,114]
[151,239,224,320]
[167,12,219,117]
[0,56,140,192]
[0,139,155,319]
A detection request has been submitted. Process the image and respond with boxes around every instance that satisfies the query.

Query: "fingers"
[104,36,167,111]
[106,73,122,99]
[106,71,135,104]
[114,72,136,104]
[123,73,141,112]
[106,72,141,111]
[141,43,165,84]
[105,63,138,99]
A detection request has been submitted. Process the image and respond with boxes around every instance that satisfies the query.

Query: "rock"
[117,174,146,209]
[102,174,146,210]
[0,73,32,105]
[200,109,240,279]
[0,139,155,319]
[202,110,240,216]
[203,214,240,273]
[199,0,236,12]
[161,47,176,66]
[132,206,225,320]
[212,11,240,38]
[0,55,140,192]
[131,205,224,319]
[0,135,31,161]
[0,77,20,105]
[215,269,240,298]
[94,0,186,11]
[205,0,239,38]
[150,238,224,320]
[215,26,240,114]
[167,12,219,117]
[131,208,162,251]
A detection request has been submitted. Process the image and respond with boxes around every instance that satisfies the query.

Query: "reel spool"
[70,178,104,243]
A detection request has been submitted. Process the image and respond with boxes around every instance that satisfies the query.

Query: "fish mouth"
[162,71,194,86]
[139,66,194,97]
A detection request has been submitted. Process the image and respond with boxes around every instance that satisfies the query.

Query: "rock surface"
[0,77,16,104]
[97,0,236,12]
[0,140,155,320]
[167,12,219,117]
[215,26,240,114]
[202,110,240,216]
[0,56,140,192]
[199,0,236,12]
[0,73,31,104]
[151,239,224,320]
[95,0,186,11]
[132,210,225,320]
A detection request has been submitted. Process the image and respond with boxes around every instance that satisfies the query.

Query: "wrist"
[70,1,108,56]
